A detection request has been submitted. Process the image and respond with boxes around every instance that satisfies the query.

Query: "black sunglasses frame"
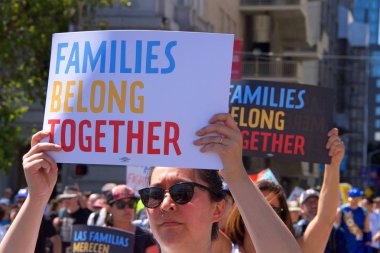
[139,182,218,209]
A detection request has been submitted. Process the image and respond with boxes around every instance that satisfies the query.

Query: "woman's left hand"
[193,113,244,174]
[326,128,345,168]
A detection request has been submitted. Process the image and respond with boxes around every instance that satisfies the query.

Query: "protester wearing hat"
[10,187,62,252]
[1,188,13,204]
[105,184,159,253]
[0,199,11,227]
[15,188,28,208]
[336,187,371,253]
[287,200,301,224]
[56,185,91,252]
[293,189,320,238]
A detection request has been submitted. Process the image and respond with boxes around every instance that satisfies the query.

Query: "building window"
[372,51,380,77]
[376,107,380,115]
[375,132,380,141]
[376,120,380,128]
[376,94,380,103]
[377,79,380,88]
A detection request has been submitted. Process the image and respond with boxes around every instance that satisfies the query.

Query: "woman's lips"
[160,220,182,227]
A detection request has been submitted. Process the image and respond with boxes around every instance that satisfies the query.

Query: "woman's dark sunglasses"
[139,182,217,208]
[271,205,284,216]
[114,199,137,209]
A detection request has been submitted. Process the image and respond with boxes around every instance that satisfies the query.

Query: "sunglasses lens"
[115,201,127,209]
[114,200,136,209]
[139,187,164,208]
[170,183,194,205]
[272,206,283,216]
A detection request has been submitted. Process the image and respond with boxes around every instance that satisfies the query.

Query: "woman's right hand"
[22,131,61,202]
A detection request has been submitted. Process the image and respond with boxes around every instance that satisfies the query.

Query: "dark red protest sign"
[229,80,334,164]
[231,39,242,79]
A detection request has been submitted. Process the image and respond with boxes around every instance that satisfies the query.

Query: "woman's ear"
[212,199,226,223]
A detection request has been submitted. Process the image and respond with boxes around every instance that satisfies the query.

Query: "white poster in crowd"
[288,186,305,201]
[43,30,234,169]
[126,166,151,194]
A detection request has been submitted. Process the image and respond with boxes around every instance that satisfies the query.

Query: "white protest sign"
[126,166,150,193]
[43,30,233,169]
[288,186,305,201]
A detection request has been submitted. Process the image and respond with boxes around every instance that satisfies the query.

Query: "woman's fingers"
[31,131,51,147]
[23,142,61,160]
[24,158,53,174]
[209,113,240,131]
[325,128,345,159]
[23,152,58,171]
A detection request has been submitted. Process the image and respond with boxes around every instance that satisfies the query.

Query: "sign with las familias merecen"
[229,80,334,164]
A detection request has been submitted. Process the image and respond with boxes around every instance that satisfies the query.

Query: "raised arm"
[0,131,61,253]
[297,128,345,253]
[194,113,301,253]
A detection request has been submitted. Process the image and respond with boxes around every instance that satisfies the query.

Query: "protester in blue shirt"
[335,188,371,253]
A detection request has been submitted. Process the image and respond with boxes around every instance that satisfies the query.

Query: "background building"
[239,0,326,192]
[4,0,377,194]
[3,0,243,193]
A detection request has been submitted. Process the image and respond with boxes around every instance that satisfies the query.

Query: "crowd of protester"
[3,113,376,253]
[3,178,380,253]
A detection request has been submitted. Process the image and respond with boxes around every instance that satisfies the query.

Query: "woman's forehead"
[262,190,280,206]
[151,167,199,185]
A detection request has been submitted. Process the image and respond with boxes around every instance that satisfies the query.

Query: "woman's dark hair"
[225,205,245,246]
[105,212,113,227]
[226,179,295,246]
[256,179,294,235]
[149,167,224,240]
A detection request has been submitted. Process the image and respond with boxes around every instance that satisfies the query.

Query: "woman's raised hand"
[22,131,61,202]
[326,128,345,168]
[194,113,244,178]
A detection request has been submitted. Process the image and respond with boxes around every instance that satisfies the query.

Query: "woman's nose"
[160,192,176,212]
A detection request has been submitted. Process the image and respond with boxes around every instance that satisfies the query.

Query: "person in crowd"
[86,193,101,212]
[370,197,380,253]
[371,197,380,252]
[0,199,11,227]
[0,206,6,243]
[1,188,13,203]
[11,188,62,253]
[105,184,159,253]
[15,188,28,208]
[55,185,91,252]
[294,188,320,237]
[226,128,345,253]
[47,197,63,220]
[287,200,301,224]
[335,187,371,253]
[226,179,295,253]
[0,113,303,253]
[360,197,374,213]
[137,113,301,253]
[87,183,116,226]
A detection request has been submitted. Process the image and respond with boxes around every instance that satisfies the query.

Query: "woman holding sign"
[0,113,301,253]
[226,128,345,253]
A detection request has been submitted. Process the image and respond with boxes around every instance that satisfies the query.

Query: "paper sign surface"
[43,30,234,169]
